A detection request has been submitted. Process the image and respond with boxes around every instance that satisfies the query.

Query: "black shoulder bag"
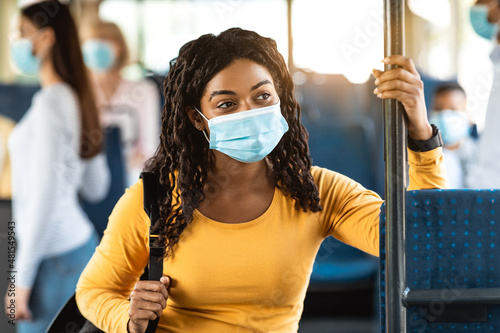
[47,172,164,333]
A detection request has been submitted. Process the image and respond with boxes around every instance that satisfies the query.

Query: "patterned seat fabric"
[380,189,500,333]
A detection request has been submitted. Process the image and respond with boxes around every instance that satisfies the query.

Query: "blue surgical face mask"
[470,5,498,40]
[10,38,40,76]
[196,101,288,163]
[429,110,470,146]
[82,39,116,72]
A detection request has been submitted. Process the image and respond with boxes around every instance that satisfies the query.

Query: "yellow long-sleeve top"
[76,148,448,333]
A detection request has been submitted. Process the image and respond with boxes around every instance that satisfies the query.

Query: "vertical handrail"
[383,0,407,332]
[287,0,294,71]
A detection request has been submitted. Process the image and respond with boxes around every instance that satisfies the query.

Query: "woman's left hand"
[373,55,433,141]
[4,287,32,321]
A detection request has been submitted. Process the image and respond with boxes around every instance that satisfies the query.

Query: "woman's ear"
[185,106,205,131]
[34,27,55,59]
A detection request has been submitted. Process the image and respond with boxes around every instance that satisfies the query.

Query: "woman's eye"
[218,101,235,109]
[256,93,271,100]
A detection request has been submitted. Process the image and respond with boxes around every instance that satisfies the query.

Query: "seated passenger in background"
[80,20,160,186]
[429,83,477,189]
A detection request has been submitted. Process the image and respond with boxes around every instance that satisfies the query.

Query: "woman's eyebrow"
[209,90,236,101]
[250,79,271,92]
[208,80,271,101]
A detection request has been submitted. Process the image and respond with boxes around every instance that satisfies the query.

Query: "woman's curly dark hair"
[145,28,322,258]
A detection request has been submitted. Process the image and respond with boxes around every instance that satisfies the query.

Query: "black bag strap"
[140,172,164,333]
[47,174,164,333]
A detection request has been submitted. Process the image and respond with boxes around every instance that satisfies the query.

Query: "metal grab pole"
[383,0,407,332]
[287,0,294,71]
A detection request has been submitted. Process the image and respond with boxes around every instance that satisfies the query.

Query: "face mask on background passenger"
[470,5,499,40]
[429,110,470,147]
[82,39,116,72]
[196,101,289,163]
[10,34,42,76]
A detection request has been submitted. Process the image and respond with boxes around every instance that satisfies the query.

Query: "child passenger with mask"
[429,83,477,189]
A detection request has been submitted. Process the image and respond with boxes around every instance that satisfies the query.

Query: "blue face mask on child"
[82,39,116,72]
[10,38,40,76]
[470,5,498,40]
[429,110,470,146]
[196,101,289,163]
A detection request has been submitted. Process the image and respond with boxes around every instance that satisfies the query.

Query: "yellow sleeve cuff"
[407,147,449,190]
[408,146,443,165]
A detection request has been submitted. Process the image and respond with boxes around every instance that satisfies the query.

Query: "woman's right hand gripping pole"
[127,276,170,333]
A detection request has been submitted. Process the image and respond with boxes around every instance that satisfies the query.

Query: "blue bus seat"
[81,126,126,238]
[300,112,379,290]
[301,114,377,191]
[380,189,500,332]
[0,83,39,122]
[309,235,378,291]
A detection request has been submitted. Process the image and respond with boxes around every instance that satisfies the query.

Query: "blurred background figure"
[470,0,500,40]
[4,1,110,332]
[80,20,160,186]
[467,0,500,188]
[428,83,477,189]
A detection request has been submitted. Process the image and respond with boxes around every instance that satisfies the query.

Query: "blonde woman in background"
[81,20,161,186]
